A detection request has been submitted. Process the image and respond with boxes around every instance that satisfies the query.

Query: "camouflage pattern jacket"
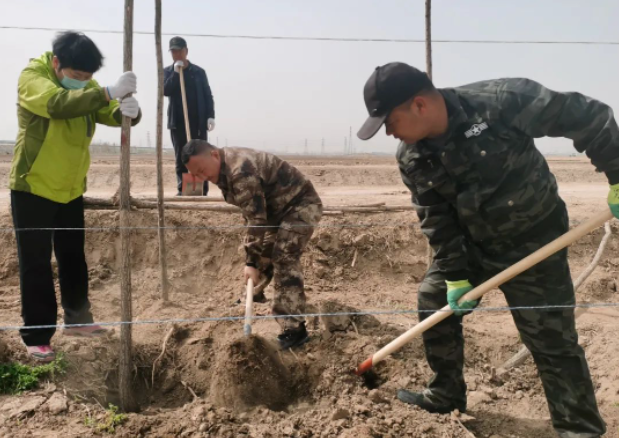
[216,147,322,265]
[397,79,619,280]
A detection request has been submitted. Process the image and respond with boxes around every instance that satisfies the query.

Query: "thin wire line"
[0,25,618,45]
[4,302,618,332]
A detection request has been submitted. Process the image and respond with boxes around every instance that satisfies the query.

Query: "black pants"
[170,126,209,195]
[11,191,93,346]
[417,204,605,437]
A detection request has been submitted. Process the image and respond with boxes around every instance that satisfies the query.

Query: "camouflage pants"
[260,202,322,330]
[418,205,605,438]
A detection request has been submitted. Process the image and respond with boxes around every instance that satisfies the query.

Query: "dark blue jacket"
[164,62,215,134]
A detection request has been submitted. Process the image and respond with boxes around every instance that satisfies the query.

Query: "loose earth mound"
[210,335,296,411]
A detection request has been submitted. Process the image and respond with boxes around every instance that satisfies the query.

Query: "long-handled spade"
[355,209,614,383]
[178,66,205,196]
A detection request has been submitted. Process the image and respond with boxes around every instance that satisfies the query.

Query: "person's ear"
[412,96,428,116]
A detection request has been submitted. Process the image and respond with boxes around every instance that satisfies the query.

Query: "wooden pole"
[179,69,192,142]
[425,0,433,80]
[424,0,433,269]
[154,0,170,302]
[83,197,415,213]
[119,0,138,413]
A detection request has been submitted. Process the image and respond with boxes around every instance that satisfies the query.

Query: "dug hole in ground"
[0,155,617,438]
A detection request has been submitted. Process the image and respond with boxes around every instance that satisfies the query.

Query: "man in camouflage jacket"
[182,140,322,349]
[357,62,619,438]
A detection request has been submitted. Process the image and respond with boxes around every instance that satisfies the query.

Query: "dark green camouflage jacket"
[397,78,619,280]
[216,147,321,265]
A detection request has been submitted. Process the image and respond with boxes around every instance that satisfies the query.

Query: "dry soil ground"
[0,154,616,438]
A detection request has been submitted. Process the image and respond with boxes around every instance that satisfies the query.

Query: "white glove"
[208,118,216,131]
[107,71,137,100]
[119,96,140,119]
[174,61,185,73]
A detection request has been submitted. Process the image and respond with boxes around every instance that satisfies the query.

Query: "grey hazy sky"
[1,0,618,154]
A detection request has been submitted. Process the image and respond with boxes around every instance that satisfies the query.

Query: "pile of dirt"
[210,335,296,411]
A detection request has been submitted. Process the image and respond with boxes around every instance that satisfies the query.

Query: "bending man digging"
[182,141,323,349]
[356,62,619,438]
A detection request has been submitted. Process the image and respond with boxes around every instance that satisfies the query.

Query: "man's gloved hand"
[106,72,137,101]
[608,184,619,219]
[446,280,478,317]
[207,118,216,132]
[119,96,140,119]
[174,60,185,73]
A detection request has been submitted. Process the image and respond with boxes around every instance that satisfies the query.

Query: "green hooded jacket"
[9,52,141,203]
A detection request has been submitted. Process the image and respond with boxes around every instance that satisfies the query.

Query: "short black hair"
[53,31,104,73]
[182,140,218,165]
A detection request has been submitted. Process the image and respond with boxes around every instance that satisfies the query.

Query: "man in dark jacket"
[164,36,215,196]
[357,62,619,438]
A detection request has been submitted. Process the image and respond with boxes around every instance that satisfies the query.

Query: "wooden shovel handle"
[179,68,192,143]
[358,209,614,374]
[244,279,254,337]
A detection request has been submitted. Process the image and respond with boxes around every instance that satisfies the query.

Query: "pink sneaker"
[26,345,56,363]
[63,324,108,338]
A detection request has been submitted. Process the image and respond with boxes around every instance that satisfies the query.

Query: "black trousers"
[170,125,209,195]
[11,191,93,346]
[417,204,605,437]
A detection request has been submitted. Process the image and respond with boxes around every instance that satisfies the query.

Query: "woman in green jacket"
[10,31,142,362]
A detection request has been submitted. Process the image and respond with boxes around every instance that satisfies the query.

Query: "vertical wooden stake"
[424,0,433,269]
[425,0,433,81]
[154,0,170,301]
[119,0,138,413]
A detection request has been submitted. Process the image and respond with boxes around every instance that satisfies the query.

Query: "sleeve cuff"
[604,169,619,185]
[245,253,259,267]
[444,270,470,282]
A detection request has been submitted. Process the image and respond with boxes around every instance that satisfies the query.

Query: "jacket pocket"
[405,155,451,196]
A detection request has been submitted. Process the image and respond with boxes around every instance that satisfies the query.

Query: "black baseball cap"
[357,62,434,140]
[169,36,187,50]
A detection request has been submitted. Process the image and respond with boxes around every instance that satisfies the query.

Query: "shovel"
[178,66,205,196]
[355,209,614,377]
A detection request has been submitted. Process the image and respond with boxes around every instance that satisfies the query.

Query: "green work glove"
[446,280,477,317]
[608,184,619,219]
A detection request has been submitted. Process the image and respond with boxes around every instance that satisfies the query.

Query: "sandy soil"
[0,154,616,438]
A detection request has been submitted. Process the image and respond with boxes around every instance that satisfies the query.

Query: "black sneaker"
[277,323,310,349]
[397,389,466,414]
[175,191,182,196]
[253,291,268,303]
